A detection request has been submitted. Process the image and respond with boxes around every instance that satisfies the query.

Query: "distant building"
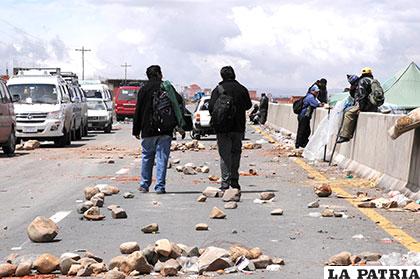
[249,90,257,100]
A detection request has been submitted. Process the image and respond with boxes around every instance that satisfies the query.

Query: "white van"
[7,68,75,147]
[80,81,113,112]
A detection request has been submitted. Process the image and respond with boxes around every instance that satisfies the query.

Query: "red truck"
[114,86,140,121]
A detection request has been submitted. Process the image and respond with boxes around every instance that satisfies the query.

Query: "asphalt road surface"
[0,121,418,278]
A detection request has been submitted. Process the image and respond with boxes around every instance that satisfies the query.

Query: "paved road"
[0,122,418,278]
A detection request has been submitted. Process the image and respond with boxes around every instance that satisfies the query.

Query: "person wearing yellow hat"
[337,67,384,143]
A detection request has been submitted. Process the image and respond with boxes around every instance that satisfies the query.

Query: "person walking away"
[132,65,184,194]
[209,66,252,191]
[337,67,384,143]
[295,85,322,148]
[258,93,269,124]
[308,78,328,104]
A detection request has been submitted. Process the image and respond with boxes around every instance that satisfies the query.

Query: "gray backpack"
[368,78,385,107]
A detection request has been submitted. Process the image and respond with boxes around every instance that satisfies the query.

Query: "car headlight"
[47,110,63,119]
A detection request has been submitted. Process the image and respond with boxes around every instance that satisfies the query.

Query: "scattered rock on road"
[314,184,332,197]
[202,187,222,198]
[260,192,275,200]
[196,195,207,202]
[84,186,100,200]
[224,202,238,209]
[112,207,127,219]
[321,209,334,217]
[222,189,241,202]
[155,239,172,257]
[195,223,209,231]
[84,206,105,221]
[141,223,159,234]
[307,200,320,208]
[161,259,179,277]
[198,247,231,273]
[209,207,226,219]
[357,201,376,208]
[33,253,60,274]
[91,196,104,207]
[208,175,220,182]
[270,208,284,216]
[326,251,352,266]
[123,192,135,199]
[27,216,59,242]
[0,263,17,277]
[77,201,94,214]
[105,269,126,279]
[120,242,140,254]
[23,140,41,150]
[15,260,32,276]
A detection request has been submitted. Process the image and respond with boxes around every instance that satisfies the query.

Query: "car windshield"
[199,99,210,111]
[8,84,58,104]
[87,100,106,110]
[84,89,103,99]
[117,89,138,101]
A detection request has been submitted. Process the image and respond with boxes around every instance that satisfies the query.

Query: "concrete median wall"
[265,103,420,200]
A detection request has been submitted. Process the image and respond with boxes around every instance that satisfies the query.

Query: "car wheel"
[54,128,68,147]
[116,115,125,122]
[2,128,16,156]
[104,123,112,133]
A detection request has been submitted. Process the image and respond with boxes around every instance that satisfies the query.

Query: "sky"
[1,0,420,95]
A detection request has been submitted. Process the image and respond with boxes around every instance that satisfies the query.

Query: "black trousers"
[217,132,244,188]
[296,115,311,148]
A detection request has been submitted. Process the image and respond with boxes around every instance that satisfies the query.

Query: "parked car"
[114,85,139,121]
[0,80,17,155]
[86,98,113,133]
[62,72,89,139]
[81,81,113,114]
[7,68,75,147]
[191,96,214,139]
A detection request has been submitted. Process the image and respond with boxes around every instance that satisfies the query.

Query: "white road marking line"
[49,211,72,223]
[116,168,129,175]
[11,211,71,251]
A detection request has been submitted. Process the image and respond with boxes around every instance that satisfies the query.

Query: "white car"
[81,81,113,113]
[191,96,214,139]
[7,68,75,147]
[87,98,113,133]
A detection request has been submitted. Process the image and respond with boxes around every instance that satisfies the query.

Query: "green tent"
[382,62,420,109]
[329,62,420,109]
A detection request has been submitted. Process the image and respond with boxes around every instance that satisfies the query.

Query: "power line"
[121,62,132,85]
[75,46,91,80]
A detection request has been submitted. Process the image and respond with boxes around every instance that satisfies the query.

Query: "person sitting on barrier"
[249,103,260,124]
[337,67,384,143]
[295,85,322,148]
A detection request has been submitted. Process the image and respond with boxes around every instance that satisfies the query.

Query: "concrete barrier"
[265,103,420,200]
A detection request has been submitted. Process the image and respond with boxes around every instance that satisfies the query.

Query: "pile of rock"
[0,241,284,277]
[326,251,382,266]
[78,185,127,220]
[175,163,210,175]
[171,140,206,152]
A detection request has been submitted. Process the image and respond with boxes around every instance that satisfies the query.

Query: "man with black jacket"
[259,93,269,124]
[209,66,252,191]
[132,65,183,194]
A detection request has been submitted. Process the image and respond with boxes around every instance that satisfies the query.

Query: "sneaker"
[155,189,166,194]
[138,187,149,193]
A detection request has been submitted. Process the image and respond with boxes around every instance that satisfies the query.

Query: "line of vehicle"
[251,125,420,252]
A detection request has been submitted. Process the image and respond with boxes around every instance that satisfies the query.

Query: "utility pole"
[121,62,131,85]
[75,46,91,80]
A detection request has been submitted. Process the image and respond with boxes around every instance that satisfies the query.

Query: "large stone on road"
[0,263,17,277]
[120,242,140,254]
[67,264,83,276]
[252,255,273,269]
[155,239,172,257]
[141,223,159,234]
[119,251,153,275]
[84,206,105,221]
[27,216,59,242]
[198,247,230,273]
[90,263,108,275]
[105,269,126,279]
[195,223,209,231]
[314,184,332,197]
[84,186,100,200]
[209,207,226,219]
[224,202,238,209]
[222,189,241,202]
[60,257,77,275]
[202,187,222,198]
[161,259,180,277]
[15,260,32,276]
[270,208,284,215]
[109,255,127,270]
[260,192,275,200]
[112,207,127,219]
[33,253,60,274]
[326,251,352,266]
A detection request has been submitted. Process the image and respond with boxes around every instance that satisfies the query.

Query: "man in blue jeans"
[132,65,183,194]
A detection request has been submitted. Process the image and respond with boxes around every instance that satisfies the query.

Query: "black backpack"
[151,88,178,133]
[210,85,236,133]
[293,97,305,114]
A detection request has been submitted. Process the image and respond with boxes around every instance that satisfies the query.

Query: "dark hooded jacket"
[209,79,252,133]
[355,73,378,112]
